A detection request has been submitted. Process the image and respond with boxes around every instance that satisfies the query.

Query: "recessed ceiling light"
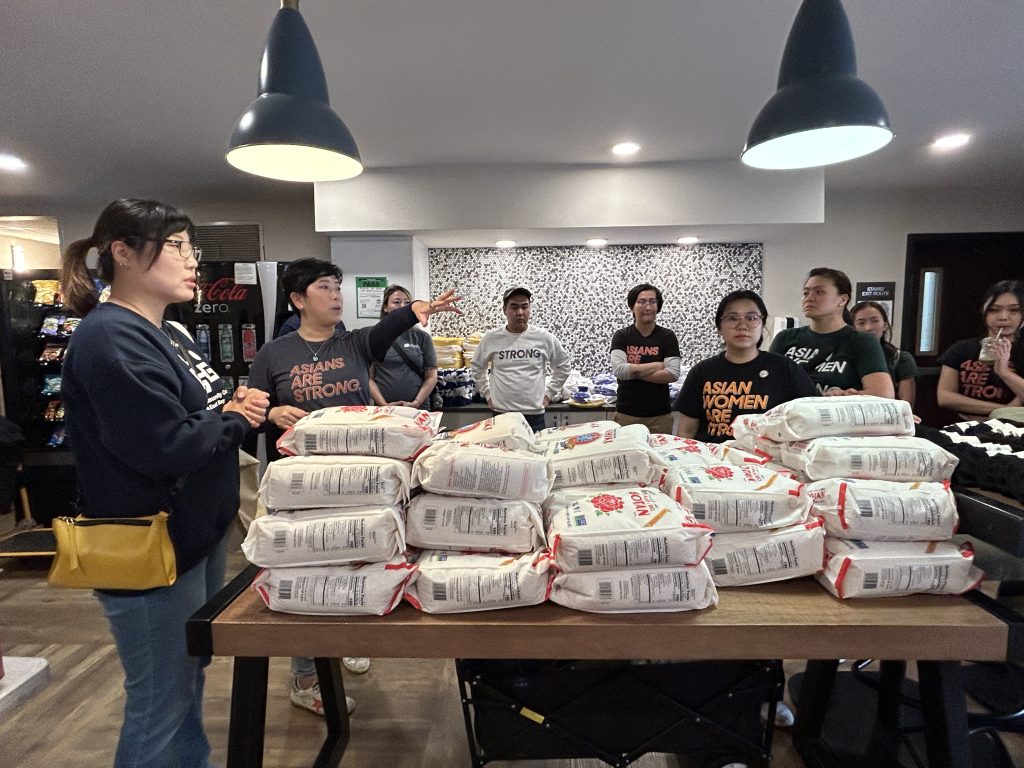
[611,141,641,157]
[495,240,516,248]
[0,153,28,173]
[586,238,607,248]
[677,236,700,245]
[931,132,971,150]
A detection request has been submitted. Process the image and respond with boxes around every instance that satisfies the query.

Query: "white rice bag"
[816,538,984,599]
[546,426,664,488]
[259,455,412,509]
[276,405,439,460]
[535,420,626,444]
[241,506,406,567]
[550,562,718,613]
[411,441,554,503]
[405,493,545,553]
[781,436,959,482]
[659,463,810,532]
[544,486,713,572]
[760,396,915,442]
[435,412,540,452]
[806,479,959,541]
[708,519,825,587]
[252,558,418,615]
[404,549,553,613]
[648,435,729,463]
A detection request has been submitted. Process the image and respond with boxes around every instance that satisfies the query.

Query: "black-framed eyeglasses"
[162,239,202,262]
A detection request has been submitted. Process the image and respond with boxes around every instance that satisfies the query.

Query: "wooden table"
[187,567,1014,768]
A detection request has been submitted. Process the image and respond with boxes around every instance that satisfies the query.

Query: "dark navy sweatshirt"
[62,303,250,576]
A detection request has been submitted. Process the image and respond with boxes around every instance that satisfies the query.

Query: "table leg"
[865,661,907,768]
[313,657,350,768]
[792,659,840,740]
[228,656,269,768]
[917,661,972,768]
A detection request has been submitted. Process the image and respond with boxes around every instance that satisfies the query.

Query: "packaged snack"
[39,313,64,336]
[38,344,65,363]
[62,317,81,335]
[47,426,66,447]
[252,559,418,615]
[43,400,61,421]
[31,280,60,305]
[241,506,406,567]
[760,396,916,442]
[40,374,61,395]
[405,494,545,553]
[405,550,553,613]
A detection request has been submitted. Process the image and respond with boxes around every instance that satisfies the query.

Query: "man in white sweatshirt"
[471,287,572,431]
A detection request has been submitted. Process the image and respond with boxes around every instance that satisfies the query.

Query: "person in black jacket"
[60,199,269,768]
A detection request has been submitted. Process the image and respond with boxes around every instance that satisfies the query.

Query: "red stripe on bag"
[836,482,850,530]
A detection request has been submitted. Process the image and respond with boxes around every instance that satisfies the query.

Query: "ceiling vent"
[193,222,264,262]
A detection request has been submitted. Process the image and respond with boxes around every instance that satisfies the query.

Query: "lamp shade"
[741,0,893,170]
[226,4,363,182]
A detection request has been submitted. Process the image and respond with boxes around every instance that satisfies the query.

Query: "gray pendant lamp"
[226,0,363,182]
[741,0,893,170]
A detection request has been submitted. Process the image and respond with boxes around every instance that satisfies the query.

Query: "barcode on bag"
[303,434,318,452]
[598,581,613,601]
[424,508,437,529]
[289,472,305,492]
[712,558,728,576]
[857,500,874,517]
[817,408,833,425]
[850,455,864,471]
[692,503,706,520]
[279,579,294,601]
[273,531,287,550]
[432,582,447,601]
[864,573,879,590]
[578,549,593,567]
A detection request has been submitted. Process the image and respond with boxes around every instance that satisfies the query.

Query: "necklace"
[300,333,334,362]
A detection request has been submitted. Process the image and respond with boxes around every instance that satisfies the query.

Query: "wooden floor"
[0,526,1020,768]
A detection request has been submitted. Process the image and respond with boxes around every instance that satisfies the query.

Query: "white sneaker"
[342,656,371,674]
[290,679,356,716]
[774,701,795,727]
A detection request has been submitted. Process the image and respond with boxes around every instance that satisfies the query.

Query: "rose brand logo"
[562,433,599,449]
[706,466,734,480]
[340,406,368,412]
[590,494,624,514]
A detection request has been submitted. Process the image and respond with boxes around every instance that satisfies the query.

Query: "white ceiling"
[1,0,1022,214]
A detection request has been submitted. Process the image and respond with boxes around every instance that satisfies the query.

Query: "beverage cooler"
[0,268,79,523]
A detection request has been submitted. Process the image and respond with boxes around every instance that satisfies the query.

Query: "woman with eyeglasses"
[936,280,1024,419]
[769,267,894,398]
[368,284,439,409]
[673,290,817,441]
[850,301,920,407]
[60,199,270,768]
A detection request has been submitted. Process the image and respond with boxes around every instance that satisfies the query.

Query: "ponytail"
[61,237,99,316]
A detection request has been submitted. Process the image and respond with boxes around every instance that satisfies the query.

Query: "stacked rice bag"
[746,396,981,599]
[406,420,555,613]
[248,406,435,615]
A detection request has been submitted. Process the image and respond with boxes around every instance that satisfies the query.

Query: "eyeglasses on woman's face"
[161,239,202,262]
[721,313,764,325]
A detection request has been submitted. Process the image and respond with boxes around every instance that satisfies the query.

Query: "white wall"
[762,186,1024,342]
[330,236,419,329]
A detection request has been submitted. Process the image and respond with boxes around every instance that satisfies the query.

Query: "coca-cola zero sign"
[195,277,250,313]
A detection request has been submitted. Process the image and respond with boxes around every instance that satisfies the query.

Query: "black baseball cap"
[502,287,532,306]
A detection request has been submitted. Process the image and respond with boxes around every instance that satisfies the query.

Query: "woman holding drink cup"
[937,280,1024,418]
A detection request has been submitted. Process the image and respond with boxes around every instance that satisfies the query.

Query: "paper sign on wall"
[356,276,388,318]
[855,281,896,323]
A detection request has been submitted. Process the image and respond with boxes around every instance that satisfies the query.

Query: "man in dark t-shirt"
[610,283,681,434]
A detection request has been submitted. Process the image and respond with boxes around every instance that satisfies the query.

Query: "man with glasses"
[610,283,680,434]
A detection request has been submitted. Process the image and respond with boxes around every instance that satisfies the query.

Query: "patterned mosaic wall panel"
[428,243,763,376]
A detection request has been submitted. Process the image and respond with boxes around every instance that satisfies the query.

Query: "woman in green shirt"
[851,301,920,407]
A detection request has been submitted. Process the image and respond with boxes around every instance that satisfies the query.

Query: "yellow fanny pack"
[48,511,177,590]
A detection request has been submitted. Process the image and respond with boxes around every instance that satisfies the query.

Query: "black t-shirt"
[769,325,889,394]
[937,337,1024,405]
[611,324,680,416]
[672,351,819,442]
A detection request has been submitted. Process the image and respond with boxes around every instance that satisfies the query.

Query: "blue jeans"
[493,410,547,432]
[96,537,227,768]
